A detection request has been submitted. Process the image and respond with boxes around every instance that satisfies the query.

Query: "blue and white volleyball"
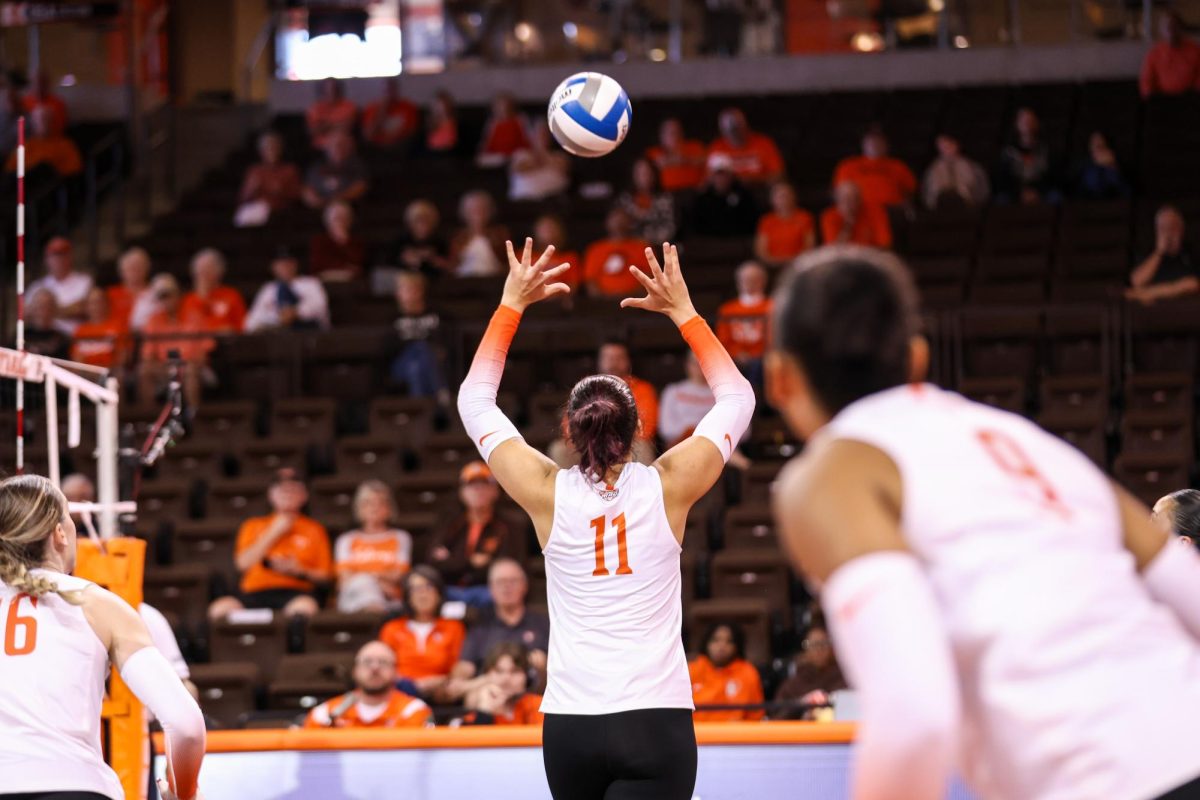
[547,72,632,158]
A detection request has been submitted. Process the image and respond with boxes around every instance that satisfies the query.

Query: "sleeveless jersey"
[822,384,1200,800]
[540,463,694,715]
[0,570,123,799]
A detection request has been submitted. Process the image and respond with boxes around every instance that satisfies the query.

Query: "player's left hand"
[620,243,697,326]
[500,238,572,312]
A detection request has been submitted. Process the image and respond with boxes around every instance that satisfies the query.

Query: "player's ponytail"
[566,374,639,483]
[0,475,83,603]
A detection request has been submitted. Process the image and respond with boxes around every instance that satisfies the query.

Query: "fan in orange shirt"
[307,77,358,148]
[207,468,333,622]
[181,248,246,333]
[533,214,582,293]
[461,642,545,726]
[362,77,421,149]
[72,288,128,369]
[645,118,708,192]
[689,622,765,722]
[107,247,155,330]
[379,566,466,698]
[716,261,773,369]
[334,480,413,613]
[304,641,432,729]
[707,107,784,184]
[820,181,893,249]
[833,127,917,209]
[1140,11,1200,97]
[583,207,651,297]
[755,182,815,267]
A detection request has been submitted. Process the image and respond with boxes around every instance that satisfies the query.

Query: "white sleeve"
[297,278,331,329]
[822,551,960,800]
[121,647,206,799]
[243,285,275,332]
[138,603,189,679]
[1143,537,1200,641]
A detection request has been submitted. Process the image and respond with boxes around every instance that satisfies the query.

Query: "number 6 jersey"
[821,383,1200,800]
[541,463,694,715]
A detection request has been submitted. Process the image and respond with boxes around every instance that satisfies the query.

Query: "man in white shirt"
[245,250,331,332]
[28,236,93,331]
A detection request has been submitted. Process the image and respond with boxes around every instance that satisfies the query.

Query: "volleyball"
[547,71,632,158]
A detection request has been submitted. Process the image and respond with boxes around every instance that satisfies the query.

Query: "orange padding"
[155,722,856,754]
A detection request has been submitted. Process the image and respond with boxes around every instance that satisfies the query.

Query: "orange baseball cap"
[460,461,493,484]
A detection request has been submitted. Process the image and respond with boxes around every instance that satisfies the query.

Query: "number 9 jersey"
[821,383,1200,800]
[540,463,694,715]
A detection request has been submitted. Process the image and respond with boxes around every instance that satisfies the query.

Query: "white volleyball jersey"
[540,463,694,715]
[822,384,1200,800]
[0,570,123,799]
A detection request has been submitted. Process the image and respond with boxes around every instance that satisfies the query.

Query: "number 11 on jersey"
[592,513,633,576]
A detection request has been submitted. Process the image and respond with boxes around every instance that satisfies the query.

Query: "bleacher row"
[8,79,1200,727]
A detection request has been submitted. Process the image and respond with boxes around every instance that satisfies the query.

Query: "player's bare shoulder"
[78,582,152,664]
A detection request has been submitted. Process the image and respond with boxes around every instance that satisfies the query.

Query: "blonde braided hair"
[0,474,83,604]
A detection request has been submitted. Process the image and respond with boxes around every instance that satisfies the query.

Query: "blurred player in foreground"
[0,475,206,800]
[457,239,754,799]
[767,245,1200,800]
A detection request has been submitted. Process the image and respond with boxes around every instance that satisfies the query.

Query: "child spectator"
[207,468,332,621]
[245,251,331,332]
[509,119,570,202]
[689,621,765,722]
[461,643,544,726]
[180,248,246,333]
[362,77,420,151]
[616,158,677,244]
[583,207,652,297]
[427,462,526,605]
[304,641,431,729]
[28,237,92,331]
[4,105,80,178]
[707,107,784,184]
[309,201,366,282]
[138,274,213,409]
[820,181,892,248]
[645,118,708,192]
[451,190,508,277]
[426,90,459,154]
[833,127,916,209]
[755,182,815,266]
[71,288,127,369]
[392,199,451,279]
[335,480,413,614]
[306,77,358,148]
[689,154,761,238]
[379,566,466,697]
[302,130,370,210]
[477,92,530,167]
[387,271,447,401]
[107,246,155,331]
[449,559,549,691]
[716,261,772,387]
[921,133,991,210]
[238,131,302,216]
[1140,11,1200,98]
[533,214,581,292]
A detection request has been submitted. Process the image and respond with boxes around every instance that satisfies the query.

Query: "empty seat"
[418,432,477,472]
[395,470,460,514]
[687,598,772,666]
[210,614,289,682]
[1112,453,1191,506]
[1038,411,1107,468]
[958,308,1041,382]
[190,662,260,729]
[1128,299,1200,373]
[308,475,363,521]
[710,549,792,624]
[1124,372,1193,415]
[174,520,241,591]
[157,439,227,482]
[271,397,336,443]
[238,437,309,478]
[304,611,385,654]
[1119,410,1193,460]
[191,401,257,441]
[958,377,1027,415]
[207,477,273,520]
[137,479,193,521]
[143,565,212,630]
[738,463,782,507]
[335,435,402,480]
[1044,306,1110,377]
[267,652,355,711]
[1040,374,1108,420]
[368,396,435,446]
[723,507,777,549]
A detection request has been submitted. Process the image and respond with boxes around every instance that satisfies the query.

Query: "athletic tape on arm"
[458,305,524,462]
[822,551,960,800]
[121,646,206,800]
[679,316,755,463]
[1143,539,1200,641]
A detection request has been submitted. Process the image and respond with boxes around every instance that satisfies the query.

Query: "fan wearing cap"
[581,207,652,298]
[426,462,526,607]
[27,236,93,332]
[688,153,761,238]
[207,468,332,622]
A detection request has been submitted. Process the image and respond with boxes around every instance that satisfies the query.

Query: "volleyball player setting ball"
[767,245,1200,800]
[458,240,754,799]
[0,476,206,800]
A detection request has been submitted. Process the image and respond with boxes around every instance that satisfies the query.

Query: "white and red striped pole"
[15,116,25,475]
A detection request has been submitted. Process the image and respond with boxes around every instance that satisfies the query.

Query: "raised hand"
[620,243,697,326]
[500,238,572,312]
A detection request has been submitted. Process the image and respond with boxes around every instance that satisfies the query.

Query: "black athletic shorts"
[238,587,308,610]
[0,793,114,800]
[542,708,697,800]
[1155,773,1200,800]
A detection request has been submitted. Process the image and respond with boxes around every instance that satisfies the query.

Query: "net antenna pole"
[15,116,25,475]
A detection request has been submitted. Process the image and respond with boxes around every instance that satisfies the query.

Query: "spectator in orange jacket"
[690,621,765,722]
[304,641,432,729]
[1140,11,1200,98]
[707,107,784,184]
[138,273,216,410]
[461,642,544,725]
[181,248,246,333]
[583,207,651,297]
[645,118,708,192]
[379,565,466,698]
[820,181,892,249]
[755,182,815,267]
[833,127,917,209]
[716,261,772,388]
[207,468,332,621]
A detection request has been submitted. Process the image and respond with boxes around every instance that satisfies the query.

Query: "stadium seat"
[304,611,385,654]
[368,396,436,446]
[308,475,365,522]
[687,598,772,666]
[271,397,337,443]
[418,432,478,472]
[957,376,1027,415]
[143,565,213,630]
[958,307,1041,383]
[137,479,194,521]
[190,401,258,441]
[395,470,460,514]
[1118,410,1194,460]
[189,662,261,729]
[207,477,274,519]
[210,615,289,682]
[723,507,777,550]
[267,652,355,712]
[1044,306,1111,378]
[334,435,403,480]
[1112,453,1192,507]
[173,520,241,592]
[238,437,310,479]
[710,549,793,624]
[1038,411,1108,468]
[1040,374,1108,420]
[1124,372,1193,415]
[155,439,227,483]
